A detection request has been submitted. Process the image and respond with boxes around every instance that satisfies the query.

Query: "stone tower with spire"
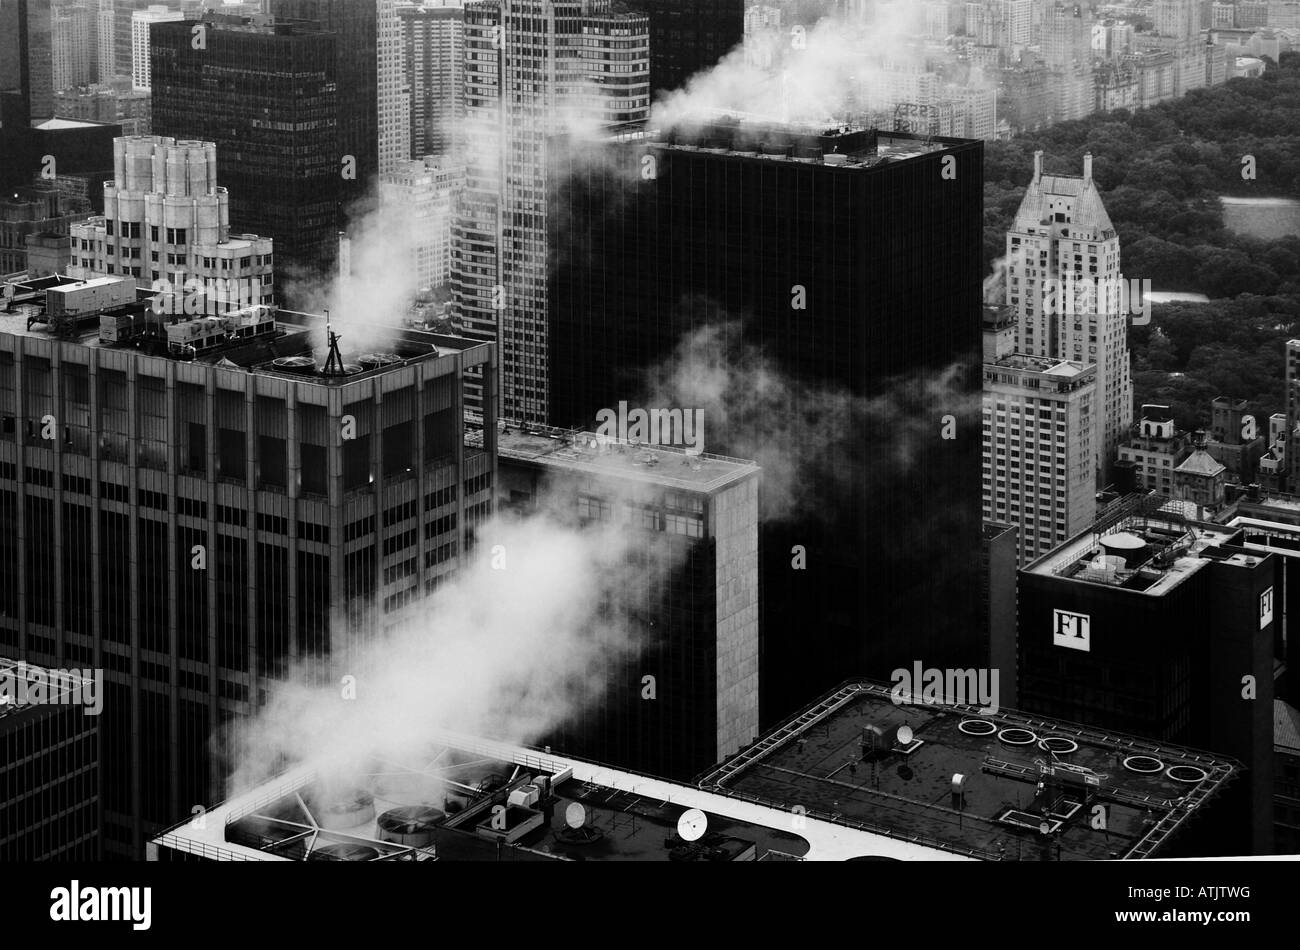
[1004,150,1133,486]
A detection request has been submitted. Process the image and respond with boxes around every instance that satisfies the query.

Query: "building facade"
[0,657,101,859]
[451,0,651,424]
[982,352,1097,565]
[0,279,497,858]
[150,16,342,281]
[130,5,183,91]
[1004,151,1133,484]
[492,422,759,780]
[66,136,275,315]
[398,2,464,160]
[378,155,465,295]
[547,123,984,724]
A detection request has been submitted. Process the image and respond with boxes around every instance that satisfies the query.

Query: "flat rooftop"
[0,657,96,723]
[700,683,1238,861]
[472,421,759,493]
[985,352,1092,377]
[606,118,965,168]
[151,731,967,862]
[1025,508,1254,596]
[1,281,487,382]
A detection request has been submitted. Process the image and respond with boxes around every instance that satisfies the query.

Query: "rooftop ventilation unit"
[376,806,445,849]
[271,355,317,375]
[308,843,379,862]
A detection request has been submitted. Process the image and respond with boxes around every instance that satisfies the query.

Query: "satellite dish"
[677,808,708,842]
[564,802,586,829]
[896,724,914,746]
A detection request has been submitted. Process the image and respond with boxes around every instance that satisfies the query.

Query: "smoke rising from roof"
[224,497,690,798]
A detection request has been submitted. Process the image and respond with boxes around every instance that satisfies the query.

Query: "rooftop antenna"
[322,308,346,376]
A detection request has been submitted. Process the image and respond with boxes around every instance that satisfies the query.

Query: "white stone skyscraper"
[1004,150,1133,485]
[451,0,650,423]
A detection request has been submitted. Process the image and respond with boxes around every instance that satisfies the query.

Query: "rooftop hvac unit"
[507,784,541,809]
[308,843,379,862]
[376,806,445,849]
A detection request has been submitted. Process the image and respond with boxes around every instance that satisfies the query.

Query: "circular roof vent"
[1039,736,1079,755]
[309,843,379,862]
[377,806,444,848]
[272,355,317,374]
[358,352,401,370]
[959,719,997,737]
[1123,755,1165,774]
[998,728,1037,746]
[1165,764,1208,783]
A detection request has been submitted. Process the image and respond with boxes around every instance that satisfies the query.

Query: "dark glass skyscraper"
[548,121,984,725]
[635,0,743,98]
[150,16,342,281]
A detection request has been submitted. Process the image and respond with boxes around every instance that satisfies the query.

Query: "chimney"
[1033,149,1043,183]
[1083,152,1093,184]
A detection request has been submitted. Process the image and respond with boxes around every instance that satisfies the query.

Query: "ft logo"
[1052,609,1090,652]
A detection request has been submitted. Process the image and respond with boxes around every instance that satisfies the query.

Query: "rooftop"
[1,276,487,382]
[472,421,759,493]
[699,682,1238,861]
[1028,512,1255,594]
[606,119,965,169]
[151,731,967,862]
[0,657,97,723]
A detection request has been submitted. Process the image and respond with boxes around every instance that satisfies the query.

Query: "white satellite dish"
[564,802,587,829]
[677,808,708,842]
[896,724,914,746]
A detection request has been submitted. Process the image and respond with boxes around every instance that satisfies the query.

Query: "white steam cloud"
[639,321,978,523]
[225,495,687,797]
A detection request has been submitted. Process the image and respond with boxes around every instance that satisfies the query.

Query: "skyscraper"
[150,15,342,279]
[397,1,464,159]
[982,350,1097,565]
[268,0,410,186]
[0,275,497,858]
[1004,151,1132,484]
[547,122,984,724]
[450,0,651,424]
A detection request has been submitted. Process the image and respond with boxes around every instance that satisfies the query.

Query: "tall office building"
[52,3,94,93]
[1285,339,1300,490]
[397,1,464,159]
[547,122,984,724]
[491,422,759,780]
[269,0,410,186]
[2,0,56,124]
[1019,504,1277,853]
[0,274,496,858]
[150,15,342,280]
[634,0,743,98]
[1004,151,1132,485]
[982,351,1097,565]
[378,155,465,294]
[130,5,182,91]
[0,657,101,859]
[451,0,651,424]
[66,136,275,313]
